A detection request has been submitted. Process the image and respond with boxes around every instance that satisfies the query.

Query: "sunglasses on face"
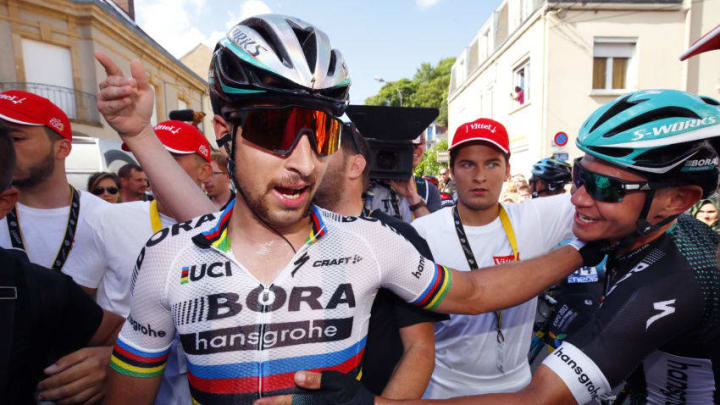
[572,158,657,203]
[92,186,119,195]
[228,106,343,157]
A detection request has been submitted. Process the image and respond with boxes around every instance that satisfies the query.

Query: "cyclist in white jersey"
[95,14,595,405]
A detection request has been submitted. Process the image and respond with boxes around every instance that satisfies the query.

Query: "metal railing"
[0,82,101,124]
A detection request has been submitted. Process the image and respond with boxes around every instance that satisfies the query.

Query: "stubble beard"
[12,147,55,190]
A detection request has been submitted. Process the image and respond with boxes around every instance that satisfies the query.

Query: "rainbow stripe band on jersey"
[412,264,452,310]
[110,338,171,378]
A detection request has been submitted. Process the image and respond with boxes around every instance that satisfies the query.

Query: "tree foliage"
[365,57,455,127]
[414,139,449,177]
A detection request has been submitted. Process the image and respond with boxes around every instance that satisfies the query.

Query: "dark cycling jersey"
[543,215,720,404]
[109,200,451,404]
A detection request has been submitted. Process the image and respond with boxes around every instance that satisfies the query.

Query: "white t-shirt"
[412,194,574,398]
[0,190,108,270]
[62,201,176,316]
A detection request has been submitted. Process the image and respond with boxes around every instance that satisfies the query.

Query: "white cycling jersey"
[110,200,451,404]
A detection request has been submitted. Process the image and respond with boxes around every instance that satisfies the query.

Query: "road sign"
[553,132,569,147]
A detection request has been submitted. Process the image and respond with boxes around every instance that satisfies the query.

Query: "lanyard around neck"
[149,200,163,233]
[452,204,519,344]
[6,185,80,272]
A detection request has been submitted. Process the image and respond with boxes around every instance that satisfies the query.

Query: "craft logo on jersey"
[493,254,517,264]
[180,261,232,284]
[312,255,363,267]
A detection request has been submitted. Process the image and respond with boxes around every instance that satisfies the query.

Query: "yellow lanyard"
[149,200,163,233]
[498,205,519,261]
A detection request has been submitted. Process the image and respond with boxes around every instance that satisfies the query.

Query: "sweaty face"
[232,126,328,229]
[7,123,56,189]
[204,161,230,197]
[313,149,347,212]
[451,143,509,211]
[570,155,650,242]
[696,203,719,227]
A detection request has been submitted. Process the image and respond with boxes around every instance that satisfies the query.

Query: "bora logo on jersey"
[180,261,233,285]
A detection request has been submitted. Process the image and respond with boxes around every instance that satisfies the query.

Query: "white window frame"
[512,58,530,106]
[592,37,637,95]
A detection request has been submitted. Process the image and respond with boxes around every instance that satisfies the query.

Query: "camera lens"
[376,151,397,170]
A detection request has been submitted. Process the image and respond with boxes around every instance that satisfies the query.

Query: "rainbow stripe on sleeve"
[412,264,452,310]
[110,338,170,378]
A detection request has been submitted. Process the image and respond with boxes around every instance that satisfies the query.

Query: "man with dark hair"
[0,123,125,404]
[118,162,149,202]
[0,90,119,403]
[204,152,234,210]
[315,123,447,398]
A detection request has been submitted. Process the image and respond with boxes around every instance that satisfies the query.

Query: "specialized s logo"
[646,299,676,330]
[180,261,232,284]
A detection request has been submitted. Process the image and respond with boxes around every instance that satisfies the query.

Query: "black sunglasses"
[92,186,118,195]
[572,158,660,203]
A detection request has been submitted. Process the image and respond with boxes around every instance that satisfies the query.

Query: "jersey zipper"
[257,284,271,397]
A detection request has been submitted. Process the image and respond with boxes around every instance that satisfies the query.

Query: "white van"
[65,136,137,191]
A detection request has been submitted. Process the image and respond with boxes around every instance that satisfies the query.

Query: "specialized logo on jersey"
[646,299,676,330]
[180,261,233,284]
[312,255,363,267]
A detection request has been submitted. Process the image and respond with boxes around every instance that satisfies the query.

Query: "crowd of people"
[1,12,720,405]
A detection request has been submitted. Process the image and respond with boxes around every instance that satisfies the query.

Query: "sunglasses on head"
[226,106,343,157]
[92,186,118,195]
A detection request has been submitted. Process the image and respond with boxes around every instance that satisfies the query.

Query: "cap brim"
[121,142,195,156]
[680,24,720,60]
[0,112,43,127]
[449,138,510,155]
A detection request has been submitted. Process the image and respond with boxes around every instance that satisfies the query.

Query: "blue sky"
[135,0,502,105]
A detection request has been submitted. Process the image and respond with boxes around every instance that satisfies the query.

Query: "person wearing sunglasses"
[94,14,598,405]
[264,89,720,405]
[87,172,122,204]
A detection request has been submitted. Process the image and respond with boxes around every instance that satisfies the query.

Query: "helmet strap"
[618,190,678,248]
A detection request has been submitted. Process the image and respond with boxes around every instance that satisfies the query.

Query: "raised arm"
[95,51,215,220]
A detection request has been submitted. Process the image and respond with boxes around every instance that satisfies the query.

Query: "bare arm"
[437,245,582,315]
[379,365,576,405]
[104,371,163,405]
[88,310,125,346]
[95,51,214,221]
[381,322,435,399]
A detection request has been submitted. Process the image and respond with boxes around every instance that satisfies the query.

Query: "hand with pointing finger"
[95,51,154,138]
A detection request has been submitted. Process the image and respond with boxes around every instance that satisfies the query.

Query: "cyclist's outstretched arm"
[436,245,582,315]
[95,51,215,221]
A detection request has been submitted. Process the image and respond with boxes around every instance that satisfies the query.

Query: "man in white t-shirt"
[412,118,574,398]
[0,90,115,403]
[63,119,211,405]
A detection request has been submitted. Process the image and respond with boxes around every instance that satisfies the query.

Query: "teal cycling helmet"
[577,89,720,241]
[577,89,720,176]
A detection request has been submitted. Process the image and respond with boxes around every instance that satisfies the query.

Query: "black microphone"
[168,109,195,122]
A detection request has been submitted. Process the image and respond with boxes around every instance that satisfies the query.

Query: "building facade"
[448,0,720,176]
[0,0,208,142]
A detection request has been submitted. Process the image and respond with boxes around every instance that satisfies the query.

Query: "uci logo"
[180,261,232,285]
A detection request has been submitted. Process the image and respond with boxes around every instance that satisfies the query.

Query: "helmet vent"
[243,18,293,68]
[287,20,317,74]
[701,96,720,106]
[327,50,337,76]
[590,94,647,133]
[588,146,633,158]
[603,107,701,138]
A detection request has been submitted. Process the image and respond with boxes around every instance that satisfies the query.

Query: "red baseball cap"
[122,120,211,162]
[450,118,510,156]
[0,90,72,140]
